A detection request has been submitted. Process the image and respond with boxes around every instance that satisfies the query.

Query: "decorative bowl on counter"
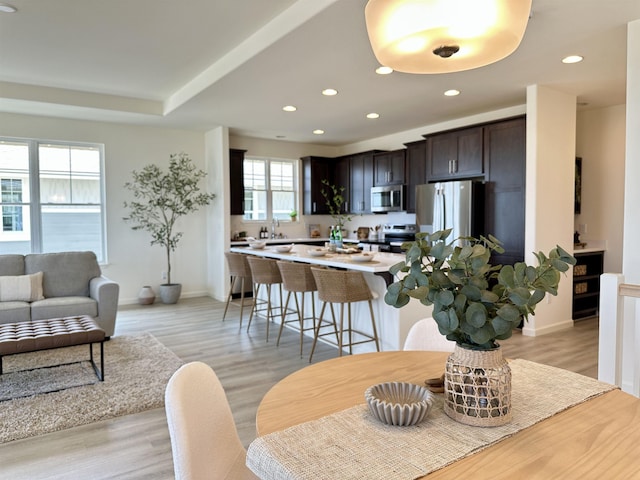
[351,253,376,263]
[307,248,327,257]
[365,381,434,426]
[275,244,294,253]
[248,241,266,249]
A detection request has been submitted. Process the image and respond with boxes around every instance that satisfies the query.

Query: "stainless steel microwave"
[371,185,404,213]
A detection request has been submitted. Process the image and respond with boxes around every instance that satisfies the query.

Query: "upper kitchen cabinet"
[483,116,526,265]
[426,126,483,181]
[404,140,427,213]
[373,149,405,186]
[229,148,246,215]
[333,156,351,214]
[347,150,378,214]
[302,156,332,215]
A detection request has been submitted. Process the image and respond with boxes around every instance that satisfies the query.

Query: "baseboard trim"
[521,319,574,337]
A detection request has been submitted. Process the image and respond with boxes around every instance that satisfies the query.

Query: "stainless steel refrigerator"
[415,181,483,244]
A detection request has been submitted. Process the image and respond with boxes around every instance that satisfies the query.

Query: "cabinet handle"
[345,201,349,212]
[313,201,316,213]
[453,159,458,173]
[389,171,393,182]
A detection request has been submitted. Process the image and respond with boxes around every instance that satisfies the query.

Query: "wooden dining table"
[254,351,640,479]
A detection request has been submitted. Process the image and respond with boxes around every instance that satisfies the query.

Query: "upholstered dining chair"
[164,361,258,480]
[403,317,456,352]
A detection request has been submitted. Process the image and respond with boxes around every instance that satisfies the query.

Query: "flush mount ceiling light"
[313,129,325,135]
[562,55,583,64]
[366,112,380,119]
[364,0,532,74]
[375,66,394,75]
[0,3,17,12]
[444,89,460,96]
[322,88,338,96]
[282,105,297,112]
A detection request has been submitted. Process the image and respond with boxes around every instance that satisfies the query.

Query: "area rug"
[0,332,183,443]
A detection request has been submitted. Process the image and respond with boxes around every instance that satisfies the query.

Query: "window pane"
[0,141,31,250]
[273,191,294,220]
[270,161,294,191]
[39,144,101,204]
[243,190,267,220]
[41,205,102,254]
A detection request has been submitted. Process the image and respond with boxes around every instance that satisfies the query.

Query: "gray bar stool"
[309,267,380,362]
[246,256,293,342]
[276,261,319,356]
[223,252,253,327]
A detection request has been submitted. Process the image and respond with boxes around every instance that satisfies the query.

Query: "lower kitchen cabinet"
[572,250,604,320]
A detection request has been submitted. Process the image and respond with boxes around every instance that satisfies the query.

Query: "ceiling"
[1,0,639,146]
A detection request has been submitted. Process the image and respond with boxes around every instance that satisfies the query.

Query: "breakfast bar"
[229,244,430,351]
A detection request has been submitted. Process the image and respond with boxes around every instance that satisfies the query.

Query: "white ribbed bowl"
[365,382,434,426]
[249,241,266,249]
[351,253,375,263]
[307,248,327,257]
[275,244,293,253]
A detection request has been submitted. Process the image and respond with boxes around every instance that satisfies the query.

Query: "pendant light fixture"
[364,0,532,74]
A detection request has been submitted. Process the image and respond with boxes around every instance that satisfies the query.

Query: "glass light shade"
[365,0,532,74]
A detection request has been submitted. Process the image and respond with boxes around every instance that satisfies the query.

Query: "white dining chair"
[165,361,258,480]
[403,318,456,352]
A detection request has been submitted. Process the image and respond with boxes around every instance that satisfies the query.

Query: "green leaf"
[465,302,488,328]
[498,265,515,288]
[491,316,513,335]
[436,290,455,306]
[460,284,482,301]
[496,304,521,322]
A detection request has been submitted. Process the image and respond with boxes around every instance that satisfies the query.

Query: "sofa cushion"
[30,297,98,321]
[24,251,101,298]
[0,255,25,276]
[0,272,44,302]
[0,301,31,323]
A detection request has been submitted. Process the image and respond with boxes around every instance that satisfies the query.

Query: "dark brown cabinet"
[302,156,332,215]
[404,140,427,213]
[229,148,246,215]
[347,151,377,214]
[572,251,604,320]
[373,149,405,186]
[426,127,483,181]
[333,157,351,214]
[482,117,526,265]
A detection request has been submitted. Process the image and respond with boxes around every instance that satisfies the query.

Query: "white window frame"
[243,156,298,222]
[0,137,107,262]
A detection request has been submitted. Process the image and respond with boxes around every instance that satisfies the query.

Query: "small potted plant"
[321,179,352,244]
[289,210,298,221]
[385,229,575,426]
[123,152,216,304]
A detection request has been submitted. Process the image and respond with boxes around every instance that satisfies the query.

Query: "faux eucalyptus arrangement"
[123,152,215,287]
[385,229,576,351]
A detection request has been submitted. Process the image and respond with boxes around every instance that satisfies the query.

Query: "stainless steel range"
[359,224,416,253]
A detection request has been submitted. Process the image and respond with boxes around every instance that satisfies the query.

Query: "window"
[0,138,106,261]
[1,179,23,231]
[243,157,297,221]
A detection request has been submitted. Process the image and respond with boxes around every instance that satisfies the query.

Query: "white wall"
[0,112,208,304]
[523,85,577,336]
[576,105,626,273]
[621,19,640,391]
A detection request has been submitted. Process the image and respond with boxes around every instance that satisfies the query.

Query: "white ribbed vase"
[444,344,512,427]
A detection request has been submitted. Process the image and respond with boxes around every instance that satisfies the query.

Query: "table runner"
[246,359,617,480]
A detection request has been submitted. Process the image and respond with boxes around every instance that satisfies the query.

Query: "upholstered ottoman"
[0,316,106,380]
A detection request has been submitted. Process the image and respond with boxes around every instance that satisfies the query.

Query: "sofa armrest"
[89,275,119,337]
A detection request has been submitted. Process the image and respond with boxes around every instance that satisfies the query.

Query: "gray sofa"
[0,251,119,337]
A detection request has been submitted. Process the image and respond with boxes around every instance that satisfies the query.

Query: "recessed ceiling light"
[313,129,325,135]
[562,55,583,64]
[0,3,17,12]
[322,88,338,96]
[366,113,380,119]
[375,66,393,75]
[282,105,297,112]
[444,89,460,97]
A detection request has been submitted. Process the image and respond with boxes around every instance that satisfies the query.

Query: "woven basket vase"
[444,344,512,427]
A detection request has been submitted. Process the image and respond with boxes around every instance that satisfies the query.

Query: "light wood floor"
[0,296,599,480]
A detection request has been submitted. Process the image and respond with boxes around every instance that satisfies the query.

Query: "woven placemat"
[247,359,616,480]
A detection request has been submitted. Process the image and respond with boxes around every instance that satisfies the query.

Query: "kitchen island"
[229,244,431,351]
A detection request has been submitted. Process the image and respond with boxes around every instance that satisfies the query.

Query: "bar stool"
[276,261,319,356]
[223,252,253,327]
[309,267,380,362]
[246,256,292,342]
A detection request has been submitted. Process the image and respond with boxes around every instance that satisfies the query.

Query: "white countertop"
[229,244,404,274]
